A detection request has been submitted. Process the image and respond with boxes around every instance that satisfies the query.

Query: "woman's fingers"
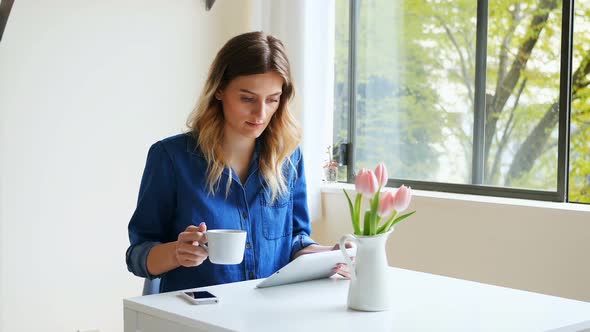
[177,242,208,256]
[176,249,208,267]
[176,223,209,267]
[179,255,201,265]
[332,241,356,251]
[178,229,207,245]
[333,263,351,279]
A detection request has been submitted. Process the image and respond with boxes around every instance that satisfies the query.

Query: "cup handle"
[339,234,358,281]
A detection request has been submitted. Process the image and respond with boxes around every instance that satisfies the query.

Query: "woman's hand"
[331,242,355,279]
[332,263,351,279]
[292,242,355,279]
[175,223,209,267]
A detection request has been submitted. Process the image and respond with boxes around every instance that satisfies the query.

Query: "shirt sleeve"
[125,142,177,279]
[290,148,317,258]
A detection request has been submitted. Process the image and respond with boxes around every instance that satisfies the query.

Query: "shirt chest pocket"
[260,191,292,240]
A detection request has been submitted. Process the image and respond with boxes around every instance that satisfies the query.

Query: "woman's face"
[216,71,284,141]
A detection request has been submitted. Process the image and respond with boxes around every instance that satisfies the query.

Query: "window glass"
[569,1,590,203]
[484,0,562,191]
[352,0,477,183]
[333,0,351,181]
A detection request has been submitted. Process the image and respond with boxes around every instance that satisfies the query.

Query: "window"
[334,0,590,203]
[569,2,590,203]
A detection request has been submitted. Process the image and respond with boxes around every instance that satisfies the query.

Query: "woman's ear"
[215,90,223,100]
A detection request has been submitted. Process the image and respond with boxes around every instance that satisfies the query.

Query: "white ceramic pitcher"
[339,229,393,311]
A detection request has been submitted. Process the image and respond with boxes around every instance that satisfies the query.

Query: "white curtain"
[250,0,335,222]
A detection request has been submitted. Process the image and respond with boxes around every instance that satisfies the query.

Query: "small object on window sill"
[323,145,340,183]
[324,167,338,183]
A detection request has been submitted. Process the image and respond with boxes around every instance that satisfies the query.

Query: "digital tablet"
[256,248,356,288]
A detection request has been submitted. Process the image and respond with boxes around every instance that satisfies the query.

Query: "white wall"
[0,0,251,331]
[316,186,590,302]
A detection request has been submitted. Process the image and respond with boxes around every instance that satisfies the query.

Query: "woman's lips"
[246,121,264,128]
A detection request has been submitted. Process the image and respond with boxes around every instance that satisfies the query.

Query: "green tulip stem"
[363,210,372,236]
[369,191,381,235]
[343,189,361,235]
[377,210,397,234]
[354,193,362,234]
[378,211,417,233]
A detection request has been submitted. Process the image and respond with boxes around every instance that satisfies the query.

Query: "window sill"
[320,182,590,213]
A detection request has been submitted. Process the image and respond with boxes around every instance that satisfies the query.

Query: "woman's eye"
[267,99,279,103]
[241,97,255,103]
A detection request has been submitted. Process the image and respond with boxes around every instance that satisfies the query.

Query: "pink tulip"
[355,168,378,196]
[374,162,388,187]
[378,191,396,217]
[394,185,412,212]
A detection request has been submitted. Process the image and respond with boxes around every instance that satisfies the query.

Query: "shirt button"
[249,272,255,280]
[245,242,251,249]
[242,212,248,219]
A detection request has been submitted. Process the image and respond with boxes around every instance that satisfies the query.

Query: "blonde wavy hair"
[186,31,301,202]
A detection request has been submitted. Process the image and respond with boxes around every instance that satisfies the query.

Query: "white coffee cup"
[204,229,247,265]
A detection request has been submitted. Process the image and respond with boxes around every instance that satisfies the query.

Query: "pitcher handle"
[339,234,358,281]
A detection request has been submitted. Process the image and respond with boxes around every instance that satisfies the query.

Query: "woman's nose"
[252,101,267,117]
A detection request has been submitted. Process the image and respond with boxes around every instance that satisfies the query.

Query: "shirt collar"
[185,132,204,157]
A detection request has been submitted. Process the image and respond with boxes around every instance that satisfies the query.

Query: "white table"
[123,267,590,332]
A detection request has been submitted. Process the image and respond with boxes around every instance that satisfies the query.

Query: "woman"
[125,31,347,293]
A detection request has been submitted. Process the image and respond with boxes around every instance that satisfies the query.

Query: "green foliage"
[334,0,590,203]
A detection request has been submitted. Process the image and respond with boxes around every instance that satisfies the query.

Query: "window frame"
[342,0,574,202]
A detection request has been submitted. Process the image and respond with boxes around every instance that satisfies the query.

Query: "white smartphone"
[180,290,219,305]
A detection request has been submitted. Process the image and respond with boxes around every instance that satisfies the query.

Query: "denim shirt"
[125,133,316,293]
